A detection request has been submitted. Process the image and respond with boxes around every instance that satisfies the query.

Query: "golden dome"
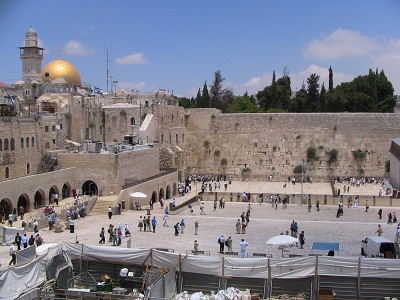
[41,54,81,86]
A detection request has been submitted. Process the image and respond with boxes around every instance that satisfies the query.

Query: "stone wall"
[182,111,400,180]
[57,146,161,195]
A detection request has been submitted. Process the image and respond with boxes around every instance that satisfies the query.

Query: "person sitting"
[133,201,141,210]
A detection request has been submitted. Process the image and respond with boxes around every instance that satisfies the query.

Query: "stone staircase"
[90,196,118,215]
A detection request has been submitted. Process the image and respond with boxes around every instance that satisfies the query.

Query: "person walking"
[236,219,241,234]
[15,233,22,251]
[376,224,383,236]
[163,213,169,227]
[9,242,17,266]
[195,220,199,235]
[378,209,382,219]
[239,239,248,258]
[174,222,180,236]
[69,218,75,233]
[393,212,397,223]
[387,212,393,224]
[194,240,199,251]
[21,234,28,249]
[213,200,217,212]
[396,225,400,243]
[218,235,225,253]
[99,227,105,244]
[180,219,185,234]
[227,236,233,252]
[200,203,206,215]
[365,200,369,212]
[108,206,112,219]
[316,200,320,212]
[151,216,157,233]
[299,231,305,249]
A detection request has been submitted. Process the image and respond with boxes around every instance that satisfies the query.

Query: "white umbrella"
[130,192,147,198]
[266,235,298,257]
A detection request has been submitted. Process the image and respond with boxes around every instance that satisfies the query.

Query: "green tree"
[227,95,260,113]
[320,83,327,112]
[197,81,210,108]
[195,88,201,107]
[289,87,307,112]
[328,66,333,92]
[306,73,320,112]
[210,70,224,109]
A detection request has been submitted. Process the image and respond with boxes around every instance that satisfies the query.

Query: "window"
[0,138,2,151]
[5,167,9,179]
[182,134,184,142]
[10,138,15,150]
[26,163,30,175]
[45,126,49,132]
[45,142,50,149]
[52,139,56,144]
[21,138,24,149]
[4,138,9,151]
[26,137,30,148]
[176,134,178,144]
[60,124,63,130]
[53,125,56,131]
[130,117,135,125]
[169,134,172,145]
[31,137,35,148]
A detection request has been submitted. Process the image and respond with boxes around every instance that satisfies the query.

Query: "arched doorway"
[62,183,71,199]
[159,188,165,201]
[173,182,177,196]
[82,180,98,196]
[166,185,171,199]
[49,185,59,204]
[34,190,45,209]
[151,191,157,204]
[17,194,30,213]
[0,198,12,219]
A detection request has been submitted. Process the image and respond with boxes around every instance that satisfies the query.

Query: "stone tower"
[19,27,44,82]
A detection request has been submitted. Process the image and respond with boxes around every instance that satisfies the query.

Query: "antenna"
[105,50,110,92]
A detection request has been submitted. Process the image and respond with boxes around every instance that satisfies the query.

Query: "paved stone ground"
[1,180,399,268]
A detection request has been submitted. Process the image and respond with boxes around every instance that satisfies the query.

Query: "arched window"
[21,137,24,149]
[0,138,2,151]
[26,163,30,175]
[26,137,30,148]
[4,138,9,151]
[10,138,15,150]
[130,117,135,125]
[31,137,35,148]
[5,167,9,179]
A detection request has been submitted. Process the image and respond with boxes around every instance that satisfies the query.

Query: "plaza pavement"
[1,180,399,268]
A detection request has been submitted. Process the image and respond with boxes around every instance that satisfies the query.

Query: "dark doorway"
[166,185,171,199]
[82,180,98,196]
[62,183,71,199]
[34,190,45,209]
[17,195,29,213]
[0,198,12,219]
[159,188,164,201]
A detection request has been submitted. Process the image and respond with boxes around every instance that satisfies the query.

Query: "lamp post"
[301,159,306,206]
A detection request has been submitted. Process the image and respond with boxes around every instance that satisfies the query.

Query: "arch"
[0,198,12,218]
[0,138,2,151]
[31,137,35,148]
[34,189,46,209]
[17,194,30,213]
[62,183,72,199]
[130,117,136,125]
[173,182,177,196]
[5,167,9,179]
[26,163,30,174]
[21,137,24,149]
[49,185,60,203]
[82,180,98,195]
[10,138,15,150]
[4,138,9,151]
[166,185,171,199]
[151,191,157,203]
[159,188,165,201]
[26,137,30,148]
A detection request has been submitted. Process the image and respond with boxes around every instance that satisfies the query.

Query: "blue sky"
[1,1,400,97]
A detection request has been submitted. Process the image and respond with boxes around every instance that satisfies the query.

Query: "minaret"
[19,27,44,82]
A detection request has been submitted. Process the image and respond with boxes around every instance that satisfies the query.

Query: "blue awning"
[312,242,340,251]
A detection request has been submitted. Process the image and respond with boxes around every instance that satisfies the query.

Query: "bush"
[220,158,228,166]
[306,147,317,161]
[293,165,303,174]
[203,140,210,148]
[214,150,220,157]
[242,168,252,174]
[328,149,339,164]
[353,150,366,160]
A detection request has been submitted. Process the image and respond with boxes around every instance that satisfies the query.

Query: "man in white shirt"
[240,239,249,258]
[9,243,16,265]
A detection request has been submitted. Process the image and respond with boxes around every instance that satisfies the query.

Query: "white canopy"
[130,192,147,198]
[266,235,298,245]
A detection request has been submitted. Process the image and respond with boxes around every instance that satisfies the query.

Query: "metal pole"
[301,158,305,206]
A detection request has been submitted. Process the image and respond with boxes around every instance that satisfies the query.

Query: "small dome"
[27,27,37,35]
[41,54,81,86]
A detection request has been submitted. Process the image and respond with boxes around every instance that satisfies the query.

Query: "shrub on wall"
[293,165,303,173]
[328,149,339,164]
[220,158,228,166]
[353,149,367,160]
[242,167,252,174]
[214,150,220,157]
[306,147,317,161]
[203,140,210,148]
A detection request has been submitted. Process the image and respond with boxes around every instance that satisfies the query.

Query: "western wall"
[182,110,400,180]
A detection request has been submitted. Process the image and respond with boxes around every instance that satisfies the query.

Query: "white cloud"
[115,53,147,65]
[118,81,147,91]
[303,28,382,60]
[64,40,94,55]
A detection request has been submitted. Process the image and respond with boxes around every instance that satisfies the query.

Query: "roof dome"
[41,54,81,86]
[27,27,37,35]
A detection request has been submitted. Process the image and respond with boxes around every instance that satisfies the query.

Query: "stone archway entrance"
[62,183,71,199]
[34,190,45,209]
[151,191,157,204]
[166,185,171,199]
[17,194,30,213]
[159,188,165,201]
[0,198,12,220]
[49,186,59,204]
[82,180,98,196]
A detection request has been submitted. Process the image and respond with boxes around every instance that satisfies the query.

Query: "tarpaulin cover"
[151,249,181,269]
[270,256,316,279]
[312,242,340,251]
[16,245,36,266]
[1,226,25,245]
[317,256,359,277]
[181,255,222,276]
[82,244,150,264]
[224,257,268,278]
